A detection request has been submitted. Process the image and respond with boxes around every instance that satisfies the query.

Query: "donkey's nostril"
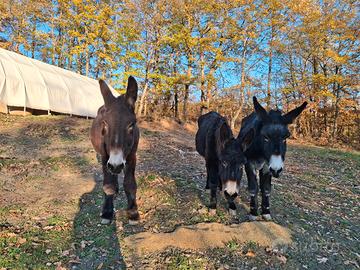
[107,162,114,171]
[118,163,124,171]
[270,167,282,178]
[107,162,124,174]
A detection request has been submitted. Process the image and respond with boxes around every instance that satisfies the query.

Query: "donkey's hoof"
[262,214,272,221]
[229,209,237,217]
[101,218,112,225]
[127,209,140,221]
[208,208,217,216]
[248,214,258,221]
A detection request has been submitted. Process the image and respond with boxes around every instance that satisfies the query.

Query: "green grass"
[0,206,24,223]
[0,158,26,169]
[46,216,68,226]
[292,144,360,163]
[168,252,204,270]
[0,226,71,269]
[40,155,90,171]
[226,239,240,251]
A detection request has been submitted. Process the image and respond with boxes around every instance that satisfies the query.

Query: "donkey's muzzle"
[270,167,282,178]
[107,163,124,174]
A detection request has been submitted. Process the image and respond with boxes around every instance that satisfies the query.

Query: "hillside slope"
[0,115,359,269]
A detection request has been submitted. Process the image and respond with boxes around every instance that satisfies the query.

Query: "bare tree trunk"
[137,80,148,116]
[137,50,151,116]
[182,60,192,122]
[174,86,179,119]
[230,49,247,130]
[266,24,274,109]
[207,67,215,109]
[144,94,148,117]
[332,66,341,141]
[85,44,90,77]
[77,53,82,74]
[30,17,37,59]
[183,84,189,122]
[171,51,180,120]
[59,29,65,68]
[199,51,206,115]
[50,18,56,65]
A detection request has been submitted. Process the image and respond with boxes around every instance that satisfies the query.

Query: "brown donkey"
[90,76,140,225]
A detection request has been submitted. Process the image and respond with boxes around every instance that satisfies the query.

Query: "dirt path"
[124,222,291,254]
[1,115,359,269]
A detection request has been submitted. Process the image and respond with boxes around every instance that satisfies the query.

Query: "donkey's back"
[195,111,229,158]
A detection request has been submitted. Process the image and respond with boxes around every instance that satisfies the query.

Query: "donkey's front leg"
[124,153,140,224]
[245,163,259,221]
[101,157,119,224]
[206,159,219,213]
[260,169,272,221]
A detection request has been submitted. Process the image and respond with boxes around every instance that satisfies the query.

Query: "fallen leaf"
[69,258,81,264]
[277,254,287,264]
[45,249,52,254]
[81,240,86,249]
[18,238,27,244]
[317,257,328,264]
[97,262,104,269]
[56,263,67,270]
[62,250,70,256]
[245,251,256,257]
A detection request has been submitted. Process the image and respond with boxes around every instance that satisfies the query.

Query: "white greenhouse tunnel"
[0,48,117,117]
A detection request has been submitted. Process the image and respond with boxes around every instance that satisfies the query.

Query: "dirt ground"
[0,114,359,270]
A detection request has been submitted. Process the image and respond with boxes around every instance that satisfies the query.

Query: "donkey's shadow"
[71,173,126,269]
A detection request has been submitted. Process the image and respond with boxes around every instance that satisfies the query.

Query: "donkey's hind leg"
[245,163,259,221]
[124,153,140,224]
[205,165,210,190]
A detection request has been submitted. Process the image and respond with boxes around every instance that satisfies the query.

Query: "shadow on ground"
[70,174,126,270]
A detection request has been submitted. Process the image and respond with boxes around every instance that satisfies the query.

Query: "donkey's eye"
[101,121,108,136]
[127,123,135,132]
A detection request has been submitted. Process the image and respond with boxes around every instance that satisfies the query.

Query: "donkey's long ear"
[99,79,116,107]
[219,122,231,144]
[216,122,232,154]
[253,96,269,122]
[282,101,308,125]
[239,128,255,152]
[126,76,138,109]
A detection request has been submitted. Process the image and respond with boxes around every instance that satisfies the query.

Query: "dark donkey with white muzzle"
[90,76,140,225]
[239,97,307,221]
[196,112,254,215]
